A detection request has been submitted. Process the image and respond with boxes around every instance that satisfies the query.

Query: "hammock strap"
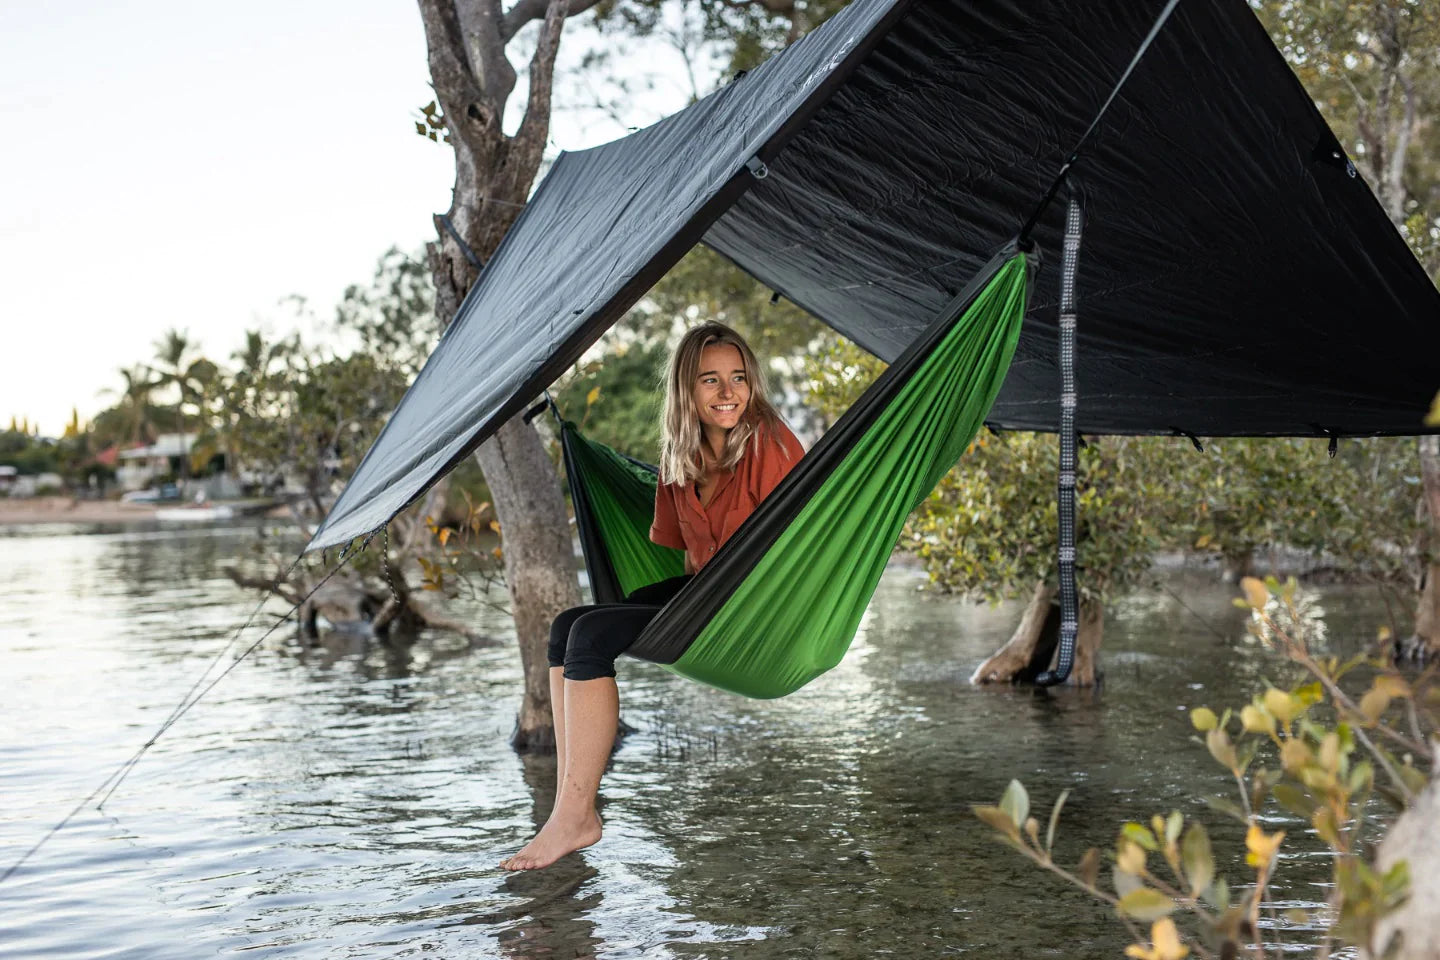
[1037,198,1083,687]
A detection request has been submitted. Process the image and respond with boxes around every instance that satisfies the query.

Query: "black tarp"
[309,0,1440,552]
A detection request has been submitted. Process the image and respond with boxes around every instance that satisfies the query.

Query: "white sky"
[0,0,716,435]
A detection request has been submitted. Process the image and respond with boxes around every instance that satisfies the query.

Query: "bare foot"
[500,811,602,871]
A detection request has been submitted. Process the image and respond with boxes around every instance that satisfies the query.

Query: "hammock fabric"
[560,420,685,604]
[560,252,1027,698]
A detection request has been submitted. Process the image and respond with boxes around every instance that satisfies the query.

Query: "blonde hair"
[659,323,781,485]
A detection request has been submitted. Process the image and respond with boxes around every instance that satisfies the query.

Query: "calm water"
[0,522,1387,959]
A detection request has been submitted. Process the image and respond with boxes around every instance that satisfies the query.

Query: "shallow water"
[0,521,1388,958]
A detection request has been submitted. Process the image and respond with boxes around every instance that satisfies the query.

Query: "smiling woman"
[501,322,803,871]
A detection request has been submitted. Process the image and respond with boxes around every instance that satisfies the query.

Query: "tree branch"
[1385,70,1418,226]
[515,0,568,153]
[417,0,505,157]
[501,0,606,43]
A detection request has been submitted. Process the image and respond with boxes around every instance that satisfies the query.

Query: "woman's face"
[692,342,750,435]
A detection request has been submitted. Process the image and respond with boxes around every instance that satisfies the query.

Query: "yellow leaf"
[1241,705,1275,735]
[1280,738,1311,774]
[489,520,501,534]
[1425,389,1440,427]
[1117,840,1147,875]
[1244,824,1284,868]
[1240,577,1270,609]
[1124,918,1190,960]
[972,805,1018,839]
[437,528,452,547]
[1262,688,1298,725]
[1359,687,1391,725]
[1189,707,1218,732]
[586,386,601,407]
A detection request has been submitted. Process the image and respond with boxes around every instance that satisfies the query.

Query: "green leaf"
[1046,788,1070,855]
[1122,822,1160,852]
[999,780,1029,832]
[1202,795,1248,824]
[1181,822,1214,897]
[1271,783,1318,818]
[1118,888,1176,922]
[1203,877,1230,912]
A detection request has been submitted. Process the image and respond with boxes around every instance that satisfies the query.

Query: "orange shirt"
[650,421,805,573]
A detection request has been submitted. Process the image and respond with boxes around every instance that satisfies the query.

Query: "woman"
[500,323,805,871]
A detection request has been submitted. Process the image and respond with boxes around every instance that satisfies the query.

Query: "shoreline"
[0,496,161,526]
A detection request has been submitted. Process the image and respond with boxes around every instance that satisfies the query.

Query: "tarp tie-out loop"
[1037,197,1084,688]
[436,212,484,270]
[522,391,562,426]
[1310,423,1341,458]
[745,156,770,179]
[1017,0,1183,248]
[1173,428,1204,453]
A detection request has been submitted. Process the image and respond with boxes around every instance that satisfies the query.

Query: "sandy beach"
[0,497,160,526]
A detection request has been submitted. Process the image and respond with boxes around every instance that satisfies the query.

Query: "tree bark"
[1367,751,1440,960]
[475,417,580,751]
[417,0,596,752]
[970,582,1103,687]
[1406,435,1440,662]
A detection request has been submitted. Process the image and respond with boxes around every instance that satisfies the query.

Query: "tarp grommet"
[745,156,769,180]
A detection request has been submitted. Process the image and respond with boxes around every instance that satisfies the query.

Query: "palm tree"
[151,328,213,480]
[102,365,163,446]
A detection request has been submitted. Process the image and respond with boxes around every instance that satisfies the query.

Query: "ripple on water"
[0,527,1376,958]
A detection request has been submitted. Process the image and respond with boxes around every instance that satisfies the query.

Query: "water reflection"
[0,526,1377,958]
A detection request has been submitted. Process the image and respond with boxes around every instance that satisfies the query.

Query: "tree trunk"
[970,582,1103,686]
[475,417,581,752]
[1367,753,1440,960]
[417,0,590,753]
[1406,436,1440,662]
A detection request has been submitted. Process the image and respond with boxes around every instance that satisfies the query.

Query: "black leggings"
[547,575,692,681]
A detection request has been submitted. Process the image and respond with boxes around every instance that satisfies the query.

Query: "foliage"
[975,575,1436,959]
[593,0,852,73]
[1174,438,1430,590]
[554,339,670,459]
[1252,0,1440,275]
[554,244,830,458]
[0,428,60,476]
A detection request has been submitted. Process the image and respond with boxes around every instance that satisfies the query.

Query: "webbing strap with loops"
[1036,198,1083,687]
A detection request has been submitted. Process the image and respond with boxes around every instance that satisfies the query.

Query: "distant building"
[0,465,17,494]
[115,433,240,499]
[116,433,196,491]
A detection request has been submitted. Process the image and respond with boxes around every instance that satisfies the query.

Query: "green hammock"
[562,252,1029,698]
[560,421,685,602]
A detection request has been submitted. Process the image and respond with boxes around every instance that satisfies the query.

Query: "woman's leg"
[543,604,629,803]
[501,605,659,871]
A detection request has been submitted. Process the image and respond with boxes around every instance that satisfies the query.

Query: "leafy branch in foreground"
[974,575,1437,960]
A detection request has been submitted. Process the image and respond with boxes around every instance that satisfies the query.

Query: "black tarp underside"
[309,0,1440,552]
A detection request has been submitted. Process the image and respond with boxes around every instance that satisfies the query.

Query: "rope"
[0,534,375,886]
[1036,198,1083,687]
